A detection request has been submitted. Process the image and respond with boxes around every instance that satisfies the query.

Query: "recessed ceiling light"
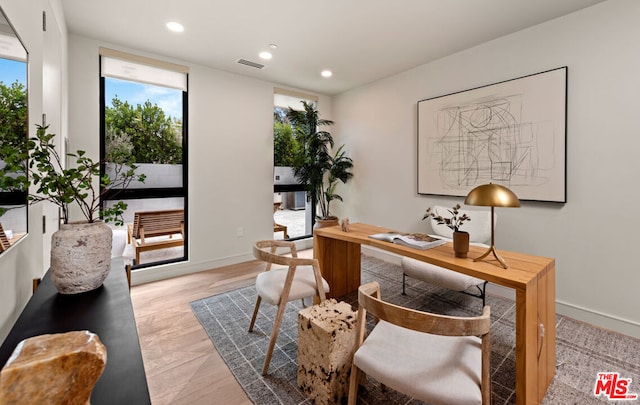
[259,51,273,60]
[321,70,333,78]
[268,44,278,50]
[166,22,184,33]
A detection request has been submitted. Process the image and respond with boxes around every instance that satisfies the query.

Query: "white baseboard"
[556,301,640,339]
[362,246,640,339]
[296,238,314,251]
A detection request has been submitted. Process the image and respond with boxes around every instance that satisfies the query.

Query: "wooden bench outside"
[273,202,288,239]
[0,223,10,252]
[126,209,184,264]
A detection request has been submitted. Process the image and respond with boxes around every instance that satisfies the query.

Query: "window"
[0,16,28,250]
[100,49,188,268]
[273,88,318,240]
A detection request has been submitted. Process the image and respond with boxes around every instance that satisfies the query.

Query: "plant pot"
[452,231,470,258]
[50,221,113,294]
[313,217,339,230]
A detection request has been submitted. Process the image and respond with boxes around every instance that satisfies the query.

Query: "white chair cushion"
[402,257,485,291]
[354,320,483,405]
[430,205,493,244]
[256,266,330,306]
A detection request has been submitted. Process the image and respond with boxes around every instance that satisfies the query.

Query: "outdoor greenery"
[273,108,300,166]
[0,80,28,193]
[105,96,183,164]
[286,101,353,220]
[1,89,180,222]
[26,125,145,225]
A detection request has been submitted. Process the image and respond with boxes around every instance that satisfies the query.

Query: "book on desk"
[369,232,446,250]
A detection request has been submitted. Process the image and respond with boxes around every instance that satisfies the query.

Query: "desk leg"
[314,234,361,299]
[515,263,556,404]
[538,264,556,400]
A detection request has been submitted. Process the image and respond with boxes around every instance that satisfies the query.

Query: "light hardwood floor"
[130,260,265,405]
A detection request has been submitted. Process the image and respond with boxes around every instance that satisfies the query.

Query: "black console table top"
[0,258,151,404]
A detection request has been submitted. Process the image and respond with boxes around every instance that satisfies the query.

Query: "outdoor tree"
[274,121,300,166]
[105,97,182,164]
[273,107,302,167]
[0,80,28,192]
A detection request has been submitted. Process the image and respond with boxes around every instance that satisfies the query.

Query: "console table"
[0,257,151,404]
[314,222,555,405]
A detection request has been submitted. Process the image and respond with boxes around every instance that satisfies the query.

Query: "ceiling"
[60,0,606,96]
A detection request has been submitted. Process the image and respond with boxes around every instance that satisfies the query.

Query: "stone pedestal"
[298,299,357,405]
[0,330,107,405]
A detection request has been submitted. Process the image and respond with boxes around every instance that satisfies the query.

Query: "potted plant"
[24,124,144,293]
[423,204,471,257]
[286,101,353,227]
[321,145,353,222]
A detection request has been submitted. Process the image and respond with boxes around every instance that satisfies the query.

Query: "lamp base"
[473,245,509,269]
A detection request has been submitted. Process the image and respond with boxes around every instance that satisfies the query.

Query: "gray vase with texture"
[50,221,113,294]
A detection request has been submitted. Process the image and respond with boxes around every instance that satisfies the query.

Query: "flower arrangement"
[423,204,470,232]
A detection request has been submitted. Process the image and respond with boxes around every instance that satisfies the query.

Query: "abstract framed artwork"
[417,67,567,203]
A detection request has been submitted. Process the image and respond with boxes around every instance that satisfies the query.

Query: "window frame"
[99,51,189,268]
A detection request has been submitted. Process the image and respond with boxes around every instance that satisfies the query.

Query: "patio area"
[119,207,308,266]
[273,206,308,240]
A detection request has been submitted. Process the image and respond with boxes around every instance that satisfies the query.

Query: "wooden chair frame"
[348,281,491,405]
[249,240,327,375]
[0,223,10,252]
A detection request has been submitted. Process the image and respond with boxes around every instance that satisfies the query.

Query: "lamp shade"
[464,183,520,208]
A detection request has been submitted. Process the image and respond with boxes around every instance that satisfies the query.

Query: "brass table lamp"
[464,183,520,268]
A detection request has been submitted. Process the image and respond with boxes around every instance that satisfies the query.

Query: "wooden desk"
[314,222,555,405]
[0,257,151,404]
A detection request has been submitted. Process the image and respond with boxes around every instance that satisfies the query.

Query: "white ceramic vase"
[50,221,113,294]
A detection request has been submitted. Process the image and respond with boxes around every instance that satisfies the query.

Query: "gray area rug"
[190,255,640,404]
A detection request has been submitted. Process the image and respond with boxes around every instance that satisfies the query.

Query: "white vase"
[50,221,113,294]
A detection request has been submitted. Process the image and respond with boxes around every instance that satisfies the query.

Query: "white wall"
[331,0,640,337]
[5,0,635,342]
[0,0,66,341]
[1,0,334,341]
[1,14,330,339]
[66,35,331,284]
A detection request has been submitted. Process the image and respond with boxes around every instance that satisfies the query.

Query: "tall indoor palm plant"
[286,101,353,220]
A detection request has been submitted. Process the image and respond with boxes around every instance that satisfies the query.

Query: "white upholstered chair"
[401,205,493,305]
[348,282,491,405]
[249,240,329,375]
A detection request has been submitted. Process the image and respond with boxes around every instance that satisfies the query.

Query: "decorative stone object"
[340,218,350,232]
[0,330,107,405]
[51,221,113,294]
[298,299,357,405]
